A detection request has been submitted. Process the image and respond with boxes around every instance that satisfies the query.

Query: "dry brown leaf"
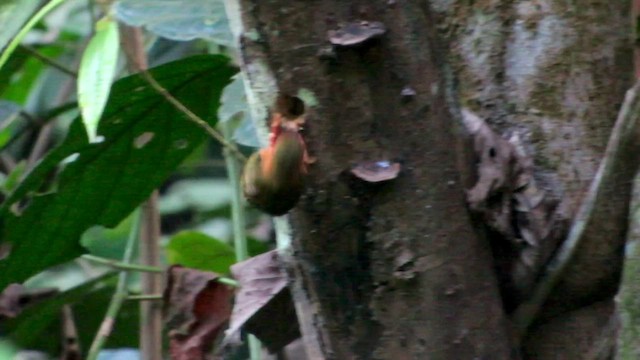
[164,266,234,360]
[0,283,57,319]
[461,109,563,310]
[226,250,299,352]
[0,284,25,318]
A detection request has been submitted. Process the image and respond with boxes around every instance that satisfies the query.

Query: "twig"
[512,81,640,335]
[19,45,78,78]
[26,123,54,167]
[0,103,77,153]
[127,294,163,301]
[117,25,246,160]
[119,23,164,360]
[222,120,249,260]
[82,254,240,286]
[27,37,86,167]
[61,305,82,360]
[0,153,16,174]
[139,194,164,360]
[87,0,97,37]
[136,65,247,163]
[86,208,141,360]
[217,276,240,287]
[81,254,163,273]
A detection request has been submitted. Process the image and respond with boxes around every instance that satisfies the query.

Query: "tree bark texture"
[233,0,633,359]
[434,1,632,357]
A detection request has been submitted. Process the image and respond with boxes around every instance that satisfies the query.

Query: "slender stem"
[221,120,261,360]
[41,102,79,121]
[61,305,81,359]
[217,276,239,287]
[19,45,78,77]
[81,254,163,273]
[139,191,163,360]
[0,102,77,153]
[127,295,163,301]
[86,208,141,360]
[116,22,245,162]
[27,33,84,167]
[126,275,239,301]
[136,68,247,163]
[223,120,249,261]
[0,154,16,174]
[249,337,262,360]
[0,0,69,71]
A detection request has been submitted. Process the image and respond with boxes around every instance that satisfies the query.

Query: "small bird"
[241,109,309,216]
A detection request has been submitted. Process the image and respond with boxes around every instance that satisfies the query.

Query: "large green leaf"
[115,0,233,47]
[77,16,120,142]
[0,54,236,290]
[165,230,236,274]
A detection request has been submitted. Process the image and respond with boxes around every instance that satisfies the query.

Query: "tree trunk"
[230,0,634,358]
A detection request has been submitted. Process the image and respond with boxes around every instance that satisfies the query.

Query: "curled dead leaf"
[461,108,562,310]
[164,266,234,360]
[225,250,299,352]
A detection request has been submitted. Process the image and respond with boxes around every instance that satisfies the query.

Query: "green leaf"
[166,231,236,274]
[247,236,269,256]
[114,0,233,47]
[81,212,136,260]
[0,54,236,290]
[0,0,41,53]
[78,16,120,143]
